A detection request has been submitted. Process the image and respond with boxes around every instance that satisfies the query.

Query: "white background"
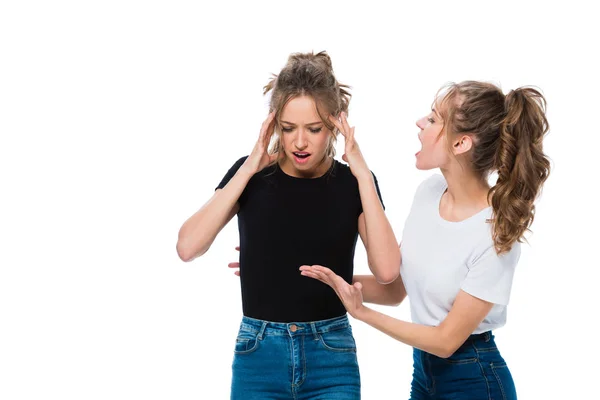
[1,1,598,399]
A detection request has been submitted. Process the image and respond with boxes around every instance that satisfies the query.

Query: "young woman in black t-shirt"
[176,51,400,399]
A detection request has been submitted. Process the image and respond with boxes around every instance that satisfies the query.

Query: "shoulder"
[471,232,522,270]
[332,160,380,182]
[233,155,249,167]
[413,173,446,200]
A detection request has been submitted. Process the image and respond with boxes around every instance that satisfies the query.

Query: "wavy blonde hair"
[263,51,351,160]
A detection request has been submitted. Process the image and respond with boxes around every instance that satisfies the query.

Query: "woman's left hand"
[300,265,365,318]
[328,112,370,180]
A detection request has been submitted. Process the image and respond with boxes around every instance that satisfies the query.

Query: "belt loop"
[310,322,319,340]
[258,321,268,340]
[484,331,490,342]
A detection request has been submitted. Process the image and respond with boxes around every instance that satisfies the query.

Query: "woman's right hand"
[241,111,278,175]
[228,246,241,276]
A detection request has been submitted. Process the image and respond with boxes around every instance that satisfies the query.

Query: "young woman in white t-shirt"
[299,81,551,399]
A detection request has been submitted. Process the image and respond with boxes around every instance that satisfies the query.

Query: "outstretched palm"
[300,265,365,318]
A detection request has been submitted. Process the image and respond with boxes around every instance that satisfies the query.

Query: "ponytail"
[489,87,551,254]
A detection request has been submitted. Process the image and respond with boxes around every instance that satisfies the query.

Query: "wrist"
[353,305,371,321]
[355,170,373,184]
[237,163,257,180]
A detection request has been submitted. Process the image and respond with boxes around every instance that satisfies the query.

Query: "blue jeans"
[230,315,361,400]
[410,331,517,400]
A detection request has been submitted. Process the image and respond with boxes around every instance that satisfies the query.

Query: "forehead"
[280,95,321,121]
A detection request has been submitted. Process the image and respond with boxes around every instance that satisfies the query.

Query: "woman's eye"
[309,128,322,134]
[281,127,293,133]
[427,118,435,124]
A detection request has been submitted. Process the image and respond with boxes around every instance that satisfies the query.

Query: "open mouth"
[292,152,311,164]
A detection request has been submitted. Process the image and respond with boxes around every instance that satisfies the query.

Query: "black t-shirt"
[216,156,384,322]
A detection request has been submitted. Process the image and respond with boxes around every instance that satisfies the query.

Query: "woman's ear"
[452,135,473,155]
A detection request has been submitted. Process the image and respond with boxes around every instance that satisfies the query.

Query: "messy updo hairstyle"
[263,51,351,159]
[436,81,551,255]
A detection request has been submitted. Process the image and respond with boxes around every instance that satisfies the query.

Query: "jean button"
[290,324,298,332]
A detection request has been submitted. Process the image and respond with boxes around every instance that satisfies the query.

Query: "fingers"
[235,246,240,251]
[341,113,352,139]
[259,111,276,142]
[228,262,240,269]
[354,282,363,291]
[299,265,343,288]
[299,266,330,286]
[328,114,346,137]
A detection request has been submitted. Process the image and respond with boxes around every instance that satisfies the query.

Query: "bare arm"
[176,177,247,262]
[300,265,494,359]
[176,112,277,262]
[355,290,493,358]
[356,180,401,283]
[331,112,400,284]
[353,274,406,306]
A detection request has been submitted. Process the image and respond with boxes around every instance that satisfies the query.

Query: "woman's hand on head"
[328,112,370,180]
[241,112,279,175]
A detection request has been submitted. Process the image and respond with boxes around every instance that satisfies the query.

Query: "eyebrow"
[280,120,323,126]
[431,108,442,118]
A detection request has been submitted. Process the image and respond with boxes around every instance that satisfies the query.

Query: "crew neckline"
[276,159,337,180]
[434,177,492,228]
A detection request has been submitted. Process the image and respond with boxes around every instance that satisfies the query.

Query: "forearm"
[356,307,452,358]
[177,168,252,261]
[353,274,406,306]
[357,174,401,283]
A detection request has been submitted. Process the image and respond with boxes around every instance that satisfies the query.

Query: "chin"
[416,161,436,171]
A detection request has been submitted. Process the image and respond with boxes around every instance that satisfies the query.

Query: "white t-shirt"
[400,174,521,334]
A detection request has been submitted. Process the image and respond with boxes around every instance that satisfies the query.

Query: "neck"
[439,162,490,220]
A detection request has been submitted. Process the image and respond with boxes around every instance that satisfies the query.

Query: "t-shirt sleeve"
[358,171,385,214]
[215,156,249,191]
[372,171,385,210]
[460,242,521,306]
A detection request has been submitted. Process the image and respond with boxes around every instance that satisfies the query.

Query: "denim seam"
[476,347,498,353]
[443,357,478,364]
[471,341,492,400]
[287,336,295,398]
[424,351,435,395]
[294,335,307,388]
[233,337,259,355]
[491,363,508,400]
[317,334,357,353]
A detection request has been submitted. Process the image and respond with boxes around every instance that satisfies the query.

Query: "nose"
[294,129,308,150]
[416,117,426,130]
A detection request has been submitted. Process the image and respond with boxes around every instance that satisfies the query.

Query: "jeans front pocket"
[234,327,260,355]
[318,327,357,352]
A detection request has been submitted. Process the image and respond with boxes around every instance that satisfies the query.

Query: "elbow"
[433,330,461,359]
[374,266,401,285]
[437,347,458,359]
[376,274,399,285]
[176,233,208,262]
[375,253,402,284]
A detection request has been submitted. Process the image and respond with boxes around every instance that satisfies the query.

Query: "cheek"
[280,133,293,149]
[313,134,331,152]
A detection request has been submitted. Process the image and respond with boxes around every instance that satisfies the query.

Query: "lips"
[292,151,311,164]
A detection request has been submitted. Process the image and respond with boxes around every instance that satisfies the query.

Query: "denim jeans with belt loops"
[230,314,360,400]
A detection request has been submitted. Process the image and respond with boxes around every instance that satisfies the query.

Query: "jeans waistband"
[463,331,493,344]
[239,314,350,338]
